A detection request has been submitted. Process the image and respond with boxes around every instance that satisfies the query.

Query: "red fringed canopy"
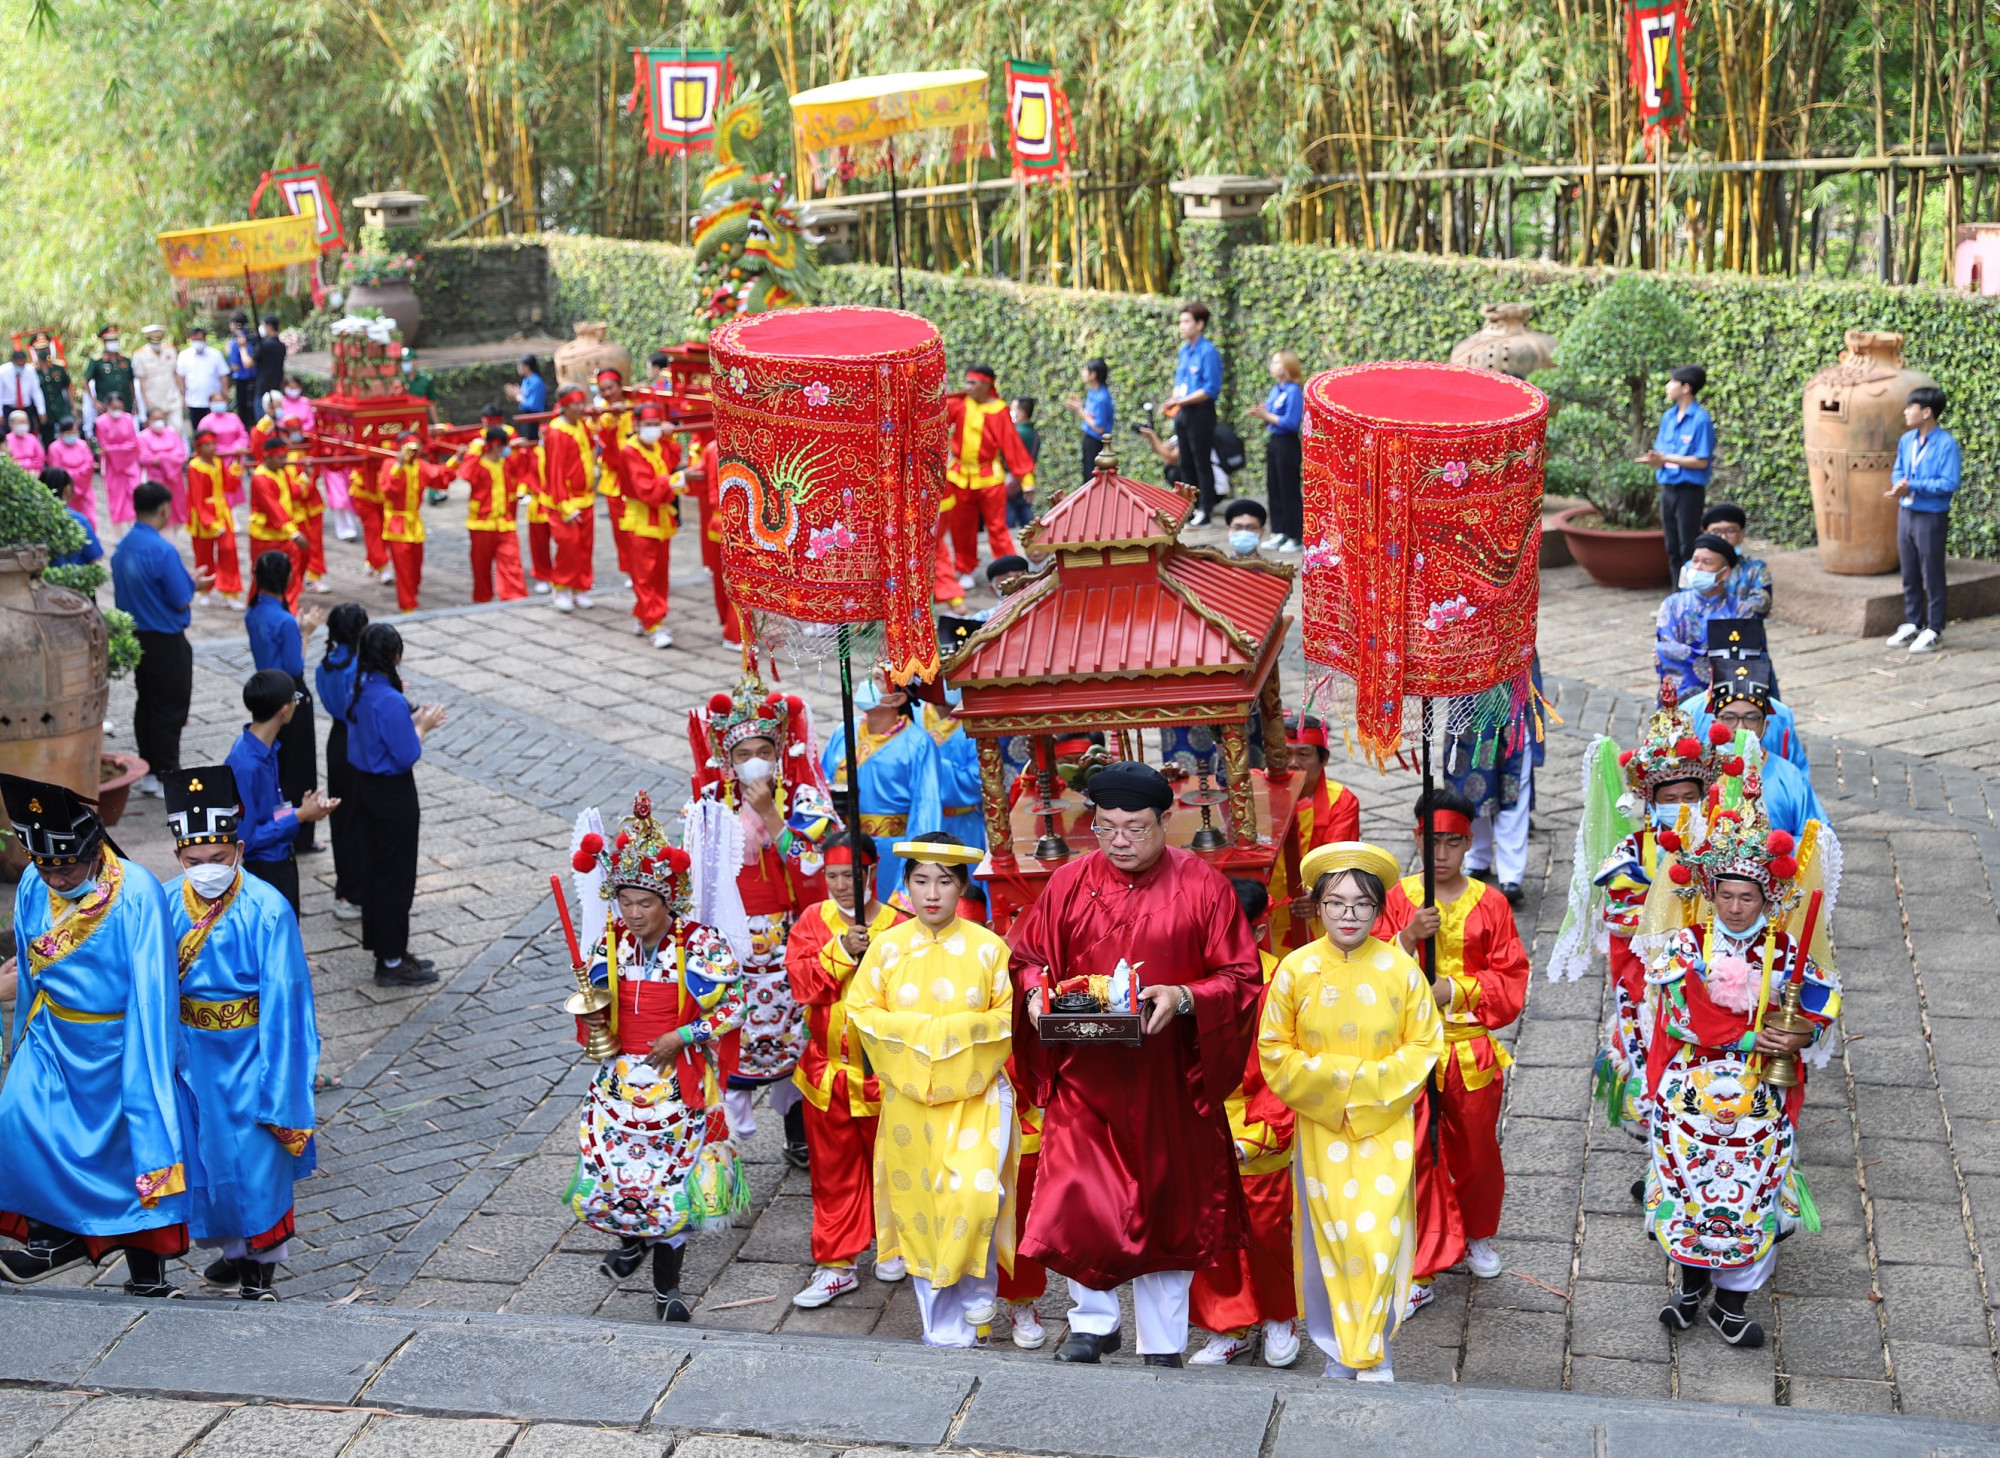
[708,307,948,685]
[1299,361,1548,761]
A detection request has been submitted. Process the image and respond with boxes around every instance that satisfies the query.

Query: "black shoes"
[1659,1287,1702,1331]
[782,1104,810,1170]
[374,957,439,986]
[1631,1178,1646,1203]
[1709,1290,1766,1347]
[203,1256,243,1289]
[0,1234,89,1285]
[1143,1353,1185,1368]
[601,1239,647,1281]
[1054,1329,1121,1363]
[1500,882,1524,906]
[122,1249,181,1299]
[239,1261,280,1301]
[653,1242,691,1322]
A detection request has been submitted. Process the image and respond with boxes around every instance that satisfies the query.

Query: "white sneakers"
[332,899,363,922]
[791,1265,859,1308]
[956,572,976,592]
[379,564,395,585]
[1910,627,1941,653]
[1886,622,1917,646]
[1262,1318,1301,1367]
[873,1255,907,1281]
[1466,1237,1503,1279]
[552,590,574,613]
[630,618,646,635]
[1007,1303,1046,1349]
[1403,1280,1436,1319]
[962,1295,997,1327]
[136,774,163,798]
[1190,1332,1253,1366]
[531,580,552,596]
[575,593,595,609]
[651,628,674,650]
[1888,623,1942,651]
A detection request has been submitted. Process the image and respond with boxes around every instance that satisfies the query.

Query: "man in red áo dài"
[593,369,636,581]
[607,403,678,648]
[457,425,528,604]
[186,425,242,604]
[246,437,305,613]
[379,433,451,613]
[1376,785,1530,1317]
[542,386,598,613]
[937,365,1034,605]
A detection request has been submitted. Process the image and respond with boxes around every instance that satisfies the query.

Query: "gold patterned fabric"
[180,993,260,1031]
[26,854,125,976]
[177,872,243,980]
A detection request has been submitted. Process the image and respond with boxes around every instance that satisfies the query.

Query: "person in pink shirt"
[47,420,97,529]
[138,406,191,524]
[201,389,251,505]
[95,393,143,526]
[7,410,46,474]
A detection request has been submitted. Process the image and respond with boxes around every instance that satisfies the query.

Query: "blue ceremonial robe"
[1679,689,1810,774]
[1,857,187,1237]
[1655,585,1757,699]
[923,704,988,853]
[821,717,945,897]
[169,869,321,1244]
[1760,752,1828,839]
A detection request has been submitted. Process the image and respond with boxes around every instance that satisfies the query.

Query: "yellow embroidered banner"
[156,215,321,280]
[790,69,989,188]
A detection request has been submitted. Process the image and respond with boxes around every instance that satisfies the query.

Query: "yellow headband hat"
[893,840,984,867]
[1298,840,1404,891]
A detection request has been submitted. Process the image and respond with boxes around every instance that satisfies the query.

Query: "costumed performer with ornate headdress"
[844,833,1017,1347]
[690,677,840,1165]
[1641,767,1839,1349]
[0,774,189,1296]
[1548,680,1725,1142]
[162,765,320,1301]
[566,791,750,1322]
[1259,840,1445,1382]
[787,831,911,1309]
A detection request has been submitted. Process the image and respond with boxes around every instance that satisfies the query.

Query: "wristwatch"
[1175,986,1193,1018]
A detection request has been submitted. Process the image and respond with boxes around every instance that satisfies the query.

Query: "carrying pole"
[1419,696,1437,985]
[837,632,868,930]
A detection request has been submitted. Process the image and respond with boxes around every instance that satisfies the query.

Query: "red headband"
[557,386,588,405]
[1418,809,1474,837]
[596,368,623,383]
[1287,723,1328,750]
[822,844,876,868]
[637,404,665,423]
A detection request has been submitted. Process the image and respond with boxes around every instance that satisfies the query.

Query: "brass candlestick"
[1759,976,1813,1088]
[564,971,618,1062]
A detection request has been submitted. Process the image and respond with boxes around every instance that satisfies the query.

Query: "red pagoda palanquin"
[944,453,1307,930]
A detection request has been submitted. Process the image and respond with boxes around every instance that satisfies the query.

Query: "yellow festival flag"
[156,215,321,281]
[789,69,989,190]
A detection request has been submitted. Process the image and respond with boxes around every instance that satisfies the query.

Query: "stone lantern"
[1168,176,1283,222]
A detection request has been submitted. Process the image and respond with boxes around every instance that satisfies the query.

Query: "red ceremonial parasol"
[708,304,949,930]
[1298,361,1548,971]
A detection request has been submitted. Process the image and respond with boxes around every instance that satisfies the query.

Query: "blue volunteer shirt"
[1892,426,1961,513]
[1081,385,1114,442]
[1174,337,1223,404]
[110,521,195,633]
[52,508,103,567]
[518,372,548,414]
[1653,402,1715,488]
[1263,380,1304,435]
[225,726,299,864]
[245,593,305,677]
[349,671,424,776]
[315,644,360,721]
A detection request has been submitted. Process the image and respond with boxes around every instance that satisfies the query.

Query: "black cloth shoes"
[654,1242,691,1322]
[240,1260,279,1301]
[783,1102,810,1170]
[1659,1265,1708,1331]
[1054,1330,1121,1363]
[0,1233,89,1285]
[1709,1287,1766,1347]
[122,1249,181,1298]
[204,1255,243,1289]
[1143,1353,1185,1368]
[374,957,439,987]
[601,1238,647,1281]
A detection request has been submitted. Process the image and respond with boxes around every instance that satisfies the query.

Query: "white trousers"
[211,1237,287,1264]
[1065,1270,1194,1355]
[1682,1245,1777,1293]
[914,1244,999,1348]
[724,1078,803,1140]
[1467,761,1534,884]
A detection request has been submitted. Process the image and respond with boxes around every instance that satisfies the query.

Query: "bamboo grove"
[0,0,1989,334]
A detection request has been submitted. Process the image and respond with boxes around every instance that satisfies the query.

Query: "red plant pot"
[97,751,148,827]
[1554,505,1673,590]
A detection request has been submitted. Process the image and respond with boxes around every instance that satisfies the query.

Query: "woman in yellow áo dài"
[1259,841,1445,1382]
[844,833,1017,1347]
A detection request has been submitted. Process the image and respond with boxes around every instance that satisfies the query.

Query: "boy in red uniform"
[785,833,908,1310]
[284,424,328,593]
[246,437,305,612]
[1378,786,1530,1314]
[938,365,1035,601]
[607,403,679,647]
[1188,878,1301,1367]
[1270,711,1363,951]
[457,426,528,603]
[379,433,452,613]
[543,387,598,612]
[594,369,636,581]
[186,426,242,606]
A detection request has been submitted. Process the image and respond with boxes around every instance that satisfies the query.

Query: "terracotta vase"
[96,751,147,827]
[0,543,108,800]
[1803,330,1936,575]
[349,281,422,346]
[1449,302,1558,379]
[1554,506,1673,590]
[556,322,634,388]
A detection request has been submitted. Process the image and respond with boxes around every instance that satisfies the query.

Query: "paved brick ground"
[6,500,2000,1425]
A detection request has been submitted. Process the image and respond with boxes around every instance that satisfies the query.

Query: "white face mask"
[734,756,776,783]
[283,387,301,399]
[1228,529,1260,556]
[638,424,664,444]
[101,339,120,353]
[52,877,98,900]
[185,862,239,900]
[9,421,27,435]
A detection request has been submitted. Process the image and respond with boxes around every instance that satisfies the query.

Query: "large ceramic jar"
[0,544,108,798]
[555,322,633,388]
[1803,331,1935,575]
[1449,302,1558,379]
[348,282,422,346]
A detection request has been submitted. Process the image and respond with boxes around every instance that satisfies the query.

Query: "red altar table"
[944,452,1306,931]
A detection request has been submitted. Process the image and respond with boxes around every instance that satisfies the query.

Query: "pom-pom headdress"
[1621,678,1727,799]
[686,674,837,829]
[1667,769,1802,913]
[579,790,694,910]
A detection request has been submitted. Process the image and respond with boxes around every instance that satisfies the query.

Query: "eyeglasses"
[292,690,306,706]
[1318,898,1380,920]
[1089,821,1160,844]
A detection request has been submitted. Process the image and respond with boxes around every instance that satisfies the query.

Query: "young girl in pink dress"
[95,395,142,526]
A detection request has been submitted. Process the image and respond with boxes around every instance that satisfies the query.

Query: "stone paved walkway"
[6,501,2000,1429]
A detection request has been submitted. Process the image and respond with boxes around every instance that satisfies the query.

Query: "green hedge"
[421,232,2000,556]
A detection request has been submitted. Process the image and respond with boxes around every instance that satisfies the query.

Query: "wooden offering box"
[1038,994,1145,1045]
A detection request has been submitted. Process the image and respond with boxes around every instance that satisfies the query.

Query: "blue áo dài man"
[163,765,321,1301]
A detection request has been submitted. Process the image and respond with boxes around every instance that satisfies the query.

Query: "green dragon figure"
[691,87,822,325]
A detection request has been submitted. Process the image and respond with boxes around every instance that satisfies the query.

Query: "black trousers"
[1660,482,1707,574]
[325,717,360,903]
[132,630,192,778]
[1081,432,1106,480]
[233,377,259,431]
[1173,400,1219,515]
[1899,506,1950,632]
[245,854,301,919]
[278,679,318,852]
[352,767,420,962]
[1265,430,1304,543]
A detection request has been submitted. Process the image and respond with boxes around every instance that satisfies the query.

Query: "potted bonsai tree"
[1532,273,1701,590]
